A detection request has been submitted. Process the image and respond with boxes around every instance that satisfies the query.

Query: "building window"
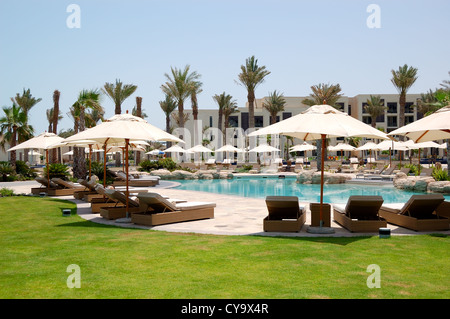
[387,102,397,113]
[209,116,213,127]
[241,112,249,131]
[282,112,292,120]
[228,116,238,128]
[387,116,397,127]
[362,102,368,113]
[362,116,371,125]
[405,116,414,124]
[405,102,414,113]
[348,105,351,115]
[336,102,344,111]
[255,116,264,128]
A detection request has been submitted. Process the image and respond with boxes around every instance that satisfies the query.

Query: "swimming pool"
[174,176,450,204]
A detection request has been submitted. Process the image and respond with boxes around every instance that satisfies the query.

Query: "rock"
[149,169,172,179]
[297,171,353,184]
[171,170,196,180]
[427,181,450,193]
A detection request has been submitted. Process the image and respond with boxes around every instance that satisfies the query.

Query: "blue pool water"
[174,176,450,204]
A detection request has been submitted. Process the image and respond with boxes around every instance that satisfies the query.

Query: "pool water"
[174,177,450,204]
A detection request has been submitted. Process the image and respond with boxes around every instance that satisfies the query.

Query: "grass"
[0,196,449,299]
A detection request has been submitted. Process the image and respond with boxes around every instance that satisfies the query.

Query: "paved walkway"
[2,180,449,237]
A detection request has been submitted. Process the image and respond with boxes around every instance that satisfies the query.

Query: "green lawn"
[0,196,448,299]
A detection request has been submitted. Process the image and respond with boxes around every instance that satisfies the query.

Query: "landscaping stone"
[297,171,353,184]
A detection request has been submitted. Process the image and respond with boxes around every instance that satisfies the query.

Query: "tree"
[213,92,234,134]
[51,90,61,163]
[161,65,201,129]
[46,107,63,132]
[237,56,271,129]
[391,64,418,129]
[262,90,286,124]
[102,79,137,115]
[159,94,177,133]
[222,95,239,145]
[0,104,32,170]
[135,96,143,118]
[190,80,203,121]
[302,83,344,169]
[71,89,102,179]
[364,95,386,128]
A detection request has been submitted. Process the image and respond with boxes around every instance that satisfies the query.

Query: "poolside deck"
[3,180,449,237]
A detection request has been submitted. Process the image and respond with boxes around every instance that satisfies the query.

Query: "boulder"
[427,181,450,193]
[297,171,353,184]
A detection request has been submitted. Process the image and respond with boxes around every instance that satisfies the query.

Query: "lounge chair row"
[263,194,449,233]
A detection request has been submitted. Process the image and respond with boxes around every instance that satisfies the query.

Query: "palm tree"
[102,79,137,115]
[262,90,286,124]
[364,95,386,128]
[302,83,343,169]
[222,96,239,145]
[213,92,234,134]
[190,80,203,121]
[11,88,42,162]
[237,56,271,129]
[46,107,63,133]
[71,89,103,179]
[302,83,344,108]
[391,64,418,129]
[0,104,32,170]
[161,65,201,129]
[159,94,177,133]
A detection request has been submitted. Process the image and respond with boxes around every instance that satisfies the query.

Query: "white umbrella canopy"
[376,140,409,151]
[248,144,280,153]
[248,104,391,233]
[327,142,356,152]
[164,145,193,154]
[146,150,165,155]
[7,132,64,152]
[215,144,245,153]
[290,142,316,152]
[356,142,380,151]
[388,106,450,142]
[187,144,213,153]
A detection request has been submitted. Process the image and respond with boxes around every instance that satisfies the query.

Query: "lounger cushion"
[344,196,384,220]
[400,194,445,219]
[265,196,302,220]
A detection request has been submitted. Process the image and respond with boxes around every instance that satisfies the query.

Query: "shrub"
[139,158,179,172]
[43,163,70,180]
[0,188,15,197]
[14,160,37,179]
[432,168,450,181]
[0,162,13,181]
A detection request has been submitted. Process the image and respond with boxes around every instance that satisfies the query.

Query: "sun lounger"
[333,196,387,232]
[99,188,143,220]
[112,171,160,187]
[90,184,150,213]
[436,201,450,220]
[379,194,449,231]
[73,177,99,199]
[45,178,85,196]
[205,158,216,169]
[131,192,215,226]
[31,177,60,194]
[263,196,306,232]
[419,167,434,176]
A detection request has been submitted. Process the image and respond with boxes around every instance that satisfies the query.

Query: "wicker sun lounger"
[31,177,60,194]
[263,196,306,232]
[45,178,85,196]
[99,188,143,220]
[130,192,215,226]
[112,171,160,187]
[333,196,386,232]
[379,194,449,231]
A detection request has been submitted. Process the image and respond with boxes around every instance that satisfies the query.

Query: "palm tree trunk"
[446,139,450,174]
[135,96,142,165]
[52,90,60,164]
[115,102,121,115]
[11,127,17,170]
[248,92,255,128]
[178,102,184,129]
[75,108,87,179]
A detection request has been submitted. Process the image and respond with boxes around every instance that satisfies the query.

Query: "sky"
[0,0,449,136]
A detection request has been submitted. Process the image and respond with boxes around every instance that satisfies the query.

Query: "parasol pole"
[89,144,92,180]
[320,134,325,226]
[125,138,130,219]
[46,149,50,189]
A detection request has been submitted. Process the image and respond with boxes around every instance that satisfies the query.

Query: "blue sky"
[1,0,449,135]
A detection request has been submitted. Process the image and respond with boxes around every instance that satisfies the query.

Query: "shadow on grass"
[252,234,372,245]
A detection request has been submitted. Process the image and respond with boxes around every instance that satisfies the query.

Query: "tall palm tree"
[0,104,32,170]
[46,107,63,133]
[159,94,177,133]
[102,79,137,115]
[237,55,271,129]
[11,88,42,162]
[302,83,344,108]
[364,95,386,128]
[391,64,418,129]
[71,89,103,179]
[161,65,201,129]
[302,83,343,169]
[51,90,61,163]
[262,90,286,124]
[213,92,234,134]
[222,96,239,145]
[190,80,203,121]
[135,96,143,118]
